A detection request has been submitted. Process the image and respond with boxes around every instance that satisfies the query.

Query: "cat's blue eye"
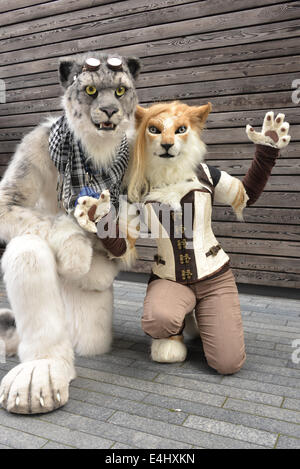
[148,126,161,134]
[176,126,187,134]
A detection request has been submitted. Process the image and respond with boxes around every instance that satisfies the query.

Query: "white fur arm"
[246,112,291,149]
[74,190,111,233]
[0,127,55,243]
[214,171,249,221]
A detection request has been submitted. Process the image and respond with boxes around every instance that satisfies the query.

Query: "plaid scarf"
[49,116,129,213]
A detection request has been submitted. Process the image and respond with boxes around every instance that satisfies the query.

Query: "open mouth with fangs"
[93,121,116,131]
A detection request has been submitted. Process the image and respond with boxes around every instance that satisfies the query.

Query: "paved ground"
[0,278,300,449]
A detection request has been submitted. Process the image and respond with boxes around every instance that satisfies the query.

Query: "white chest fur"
[144,176,212,211]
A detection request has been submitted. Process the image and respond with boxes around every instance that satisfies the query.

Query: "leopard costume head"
[59,52,141,167]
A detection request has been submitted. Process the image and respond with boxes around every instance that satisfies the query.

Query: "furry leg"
[0,235,75,414]
[62,281,113,357]
[151,335,187,363]
[60,249,118,356]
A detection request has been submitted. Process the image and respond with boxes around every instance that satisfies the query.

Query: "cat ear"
[126,57,142,80]
[135,105,147,127]
[59,58,80,88]
[195,103,212,123]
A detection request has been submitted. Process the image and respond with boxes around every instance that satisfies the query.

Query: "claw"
[0,393,4,405]
[40,395,45,407]
[56,391,61,403]
[15,394,20,407]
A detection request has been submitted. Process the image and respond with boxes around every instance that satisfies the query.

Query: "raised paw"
[0,359,74,414]
[74,190,111,233]
[246,112,291,149]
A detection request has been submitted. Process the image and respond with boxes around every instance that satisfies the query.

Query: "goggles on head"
[82,56,123,72]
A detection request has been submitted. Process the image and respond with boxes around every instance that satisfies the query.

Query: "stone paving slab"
[276,435,300,449]
[0,278,299,449]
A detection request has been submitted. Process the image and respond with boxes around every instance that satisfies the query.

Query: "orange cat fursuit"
[126,101,291,372]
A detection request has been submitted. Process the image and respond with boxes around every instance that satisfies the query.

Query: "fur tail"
[0,309,19,357]
[184,312,199,339]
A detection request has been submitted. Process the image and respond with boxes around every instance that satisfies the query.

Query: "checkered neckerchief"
[49,116,129,213]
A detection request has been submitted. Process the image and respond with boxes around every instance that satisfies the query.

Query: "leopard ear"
[135,105,147,127]
[126,57,141,80]
[59,58,80,88]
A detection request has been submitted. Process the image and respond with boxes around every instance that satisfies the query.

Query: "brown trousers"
[142,269,246,375]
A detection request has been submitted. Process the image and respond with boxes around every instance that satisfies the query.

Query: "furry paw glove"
[246,111,291,149]
[243,112,291,205]
[74,189,111,233]
[74,189,127,257]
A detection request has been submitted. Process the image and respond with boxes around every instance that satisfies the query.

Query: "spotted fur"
[60,52,140,168]
[0,52,141,414]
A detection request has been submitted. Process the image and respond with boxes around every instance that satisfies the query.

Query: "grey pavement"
[0,278,300,449]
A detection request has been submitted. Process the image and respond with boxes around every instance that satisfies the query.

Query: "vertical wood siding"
[0,0,299,287]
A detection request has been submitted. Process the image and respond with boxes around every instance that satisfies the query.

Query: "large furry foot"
[0,359,74,414]
[56,233,93,279]
[246,111,291,149]
[151,336,187,363]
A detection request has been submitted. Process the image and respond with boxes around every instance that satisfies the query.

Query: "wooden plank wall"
[0,0,299,287]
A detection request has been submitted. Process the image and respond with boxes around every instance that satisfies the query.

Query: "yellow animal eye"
[85,86,97,96]
[115,86,126,97]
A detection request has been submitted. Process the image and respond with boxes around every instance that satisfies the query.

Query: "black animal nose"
[100,107,118,118]
[161,143,173,152]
